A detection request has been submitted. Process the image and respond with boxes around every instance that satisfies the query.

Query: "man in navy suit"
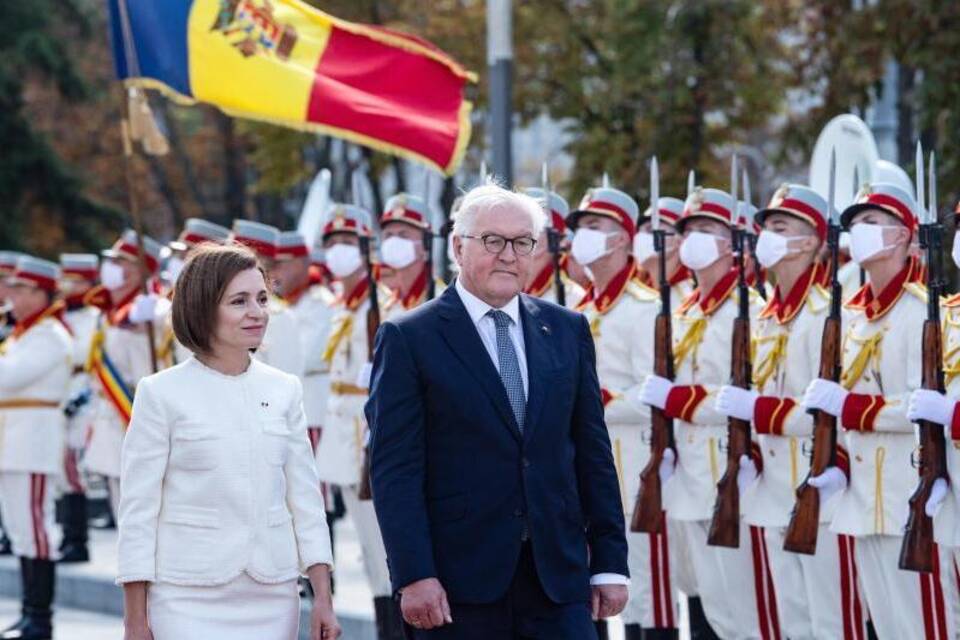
[366,184,629,639]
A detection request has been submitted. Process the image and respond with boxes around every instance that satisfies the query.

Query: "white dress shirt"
[454,279,627,588]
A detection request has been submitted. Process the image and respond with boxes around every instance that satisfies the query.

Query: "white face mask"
[165,256,185,282]
[849,224,895,265]
[324,243,363,278]
[99,261,126,291]
[633,232,656,263]
[571,228,615,266]
[679,231,722,270]
[380,237,418,269]
[755,230,804,268]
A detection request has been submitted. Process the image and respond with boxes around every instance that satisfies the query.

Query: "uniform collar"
[341,278,370,312]
[844,260,913,321]
[575,258,636,314]
[11,301,65,339]
[455,277,520,327]
[282,279,312,306]
[677,268,739,316]
[759,262,818,325]
[524,262,555,298]
[107,288,141,326]
[398,265,428,310]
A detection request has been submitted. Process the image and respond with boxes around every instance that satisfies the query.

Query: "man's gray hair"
[452,184,547,239]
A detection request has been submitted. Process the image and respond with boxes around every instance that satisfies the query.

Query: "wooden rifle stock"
[899,317,947,572]
[357,238,381,501]
[783,314,840,554]
[707,311,752,548]
[631,311,674,533]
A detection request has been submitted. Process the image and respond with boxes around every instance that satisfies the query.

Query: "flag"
[108,0,475,175]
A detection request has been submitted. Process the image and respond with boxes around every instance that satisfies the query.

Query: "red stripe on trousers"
[649,527,663,627]
[308,426,322,454]
[750,526,772,640]
[920,564,935,639]
[932,545,948,639]
[759,528,781,639]
[661,513,675,628]
[64,449,83,494]
[30,474,49,560]
[849,537,864,639]
[838,535,859,640]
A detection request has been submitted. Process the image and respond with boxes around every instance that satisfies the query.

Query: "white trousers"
[622,513,697,628]
[0,473,60,560]
[855,535,955,640]
[147,572,299,640]
[763,526,866,640]
[342,484,392,597]
[681,520,780,640]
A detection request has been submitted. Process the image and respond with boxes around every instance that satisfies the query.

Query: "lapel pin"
[541,324,550,334]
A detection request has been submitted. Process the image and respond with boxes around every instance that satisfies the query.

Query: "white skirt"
[147,572,300,640]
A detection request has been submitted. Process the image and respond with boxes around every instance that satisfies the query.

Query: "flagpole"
[487,0,513,186]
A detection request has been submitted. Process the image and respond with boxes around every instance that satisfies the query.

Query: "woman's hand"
[123,622,154,640]
[306,563,341,639]
[310,596,341,640]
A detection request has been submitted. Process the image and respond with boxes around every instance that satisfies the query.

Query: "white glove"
[659,448,676,484]
[925,477,950,517]
[801,379,848,417]
[128,294,159,324]
[807,466,847,503]
[715,385,758,422]
[640,375,673,410]
[907,389,955,427]
[356,362,373,390]
[737,454,758,495]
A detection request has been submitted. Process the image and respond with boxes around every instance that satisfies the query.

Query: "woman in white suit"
[118,244,340,640]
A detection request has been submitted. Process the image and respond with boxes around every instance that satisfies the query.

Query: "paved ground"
[0,597,123,640]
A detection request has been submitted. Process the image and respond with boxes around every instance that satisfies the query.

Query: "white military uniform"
[287,283,337,450]
[0,307,72,559]
[577,260,694,630]
[662,269,780,640]
[524,261,584,308]
[746,264,866,640]
[831,263,955,640]
[83,287,168,515]
[316,279,393,596]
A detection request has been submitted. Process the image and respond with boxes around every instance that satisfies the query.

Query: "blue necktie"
[488,310,526,432]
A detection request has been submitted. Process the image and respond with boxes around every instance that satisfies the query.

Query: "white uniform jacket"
[661,269,762,521]
[0,309,72,474]
[831,264,925,538]
[743,264,836,527]
[117,357,332,586]
[288,285,337,428]
[253,297,304,377]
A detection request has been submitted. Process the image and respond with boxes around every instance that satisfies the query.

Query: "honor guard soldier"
[640,187,780,640]
[57,254,102,563]
[715,185,867,639]
[633,197,694,303]
[314,205,401,639]
[0,257,73,640]
[522,188,583,306]
[231,220,304,377]
[82,230,168,520]
[802,183,955,639]
[567,186,682,640]
[379,193,443,315]
[273,231,337,455]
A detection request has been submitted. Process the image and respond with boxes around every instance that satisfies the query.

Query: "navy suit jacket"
[365,285,628,604]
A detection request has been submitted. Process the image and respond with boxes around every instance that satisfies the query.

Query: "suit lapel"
[437,287,521,441]
[519,295,551,442]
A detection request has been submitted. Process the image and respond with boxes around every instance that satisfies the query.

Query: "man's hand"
[591,584,628,620]
[400,577,452,630]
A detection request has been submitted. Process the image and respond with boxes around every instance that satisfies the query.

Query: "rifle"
[899,146,948,573]
[784,150,840,554]
[631,156,674,533]
[356,233,381,501]
[707,155,752,548]
[542,162,566,306]
[424,174,437,300]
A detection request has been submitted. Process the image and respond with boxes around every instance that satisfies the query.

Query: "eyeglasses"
[461,234,537,256]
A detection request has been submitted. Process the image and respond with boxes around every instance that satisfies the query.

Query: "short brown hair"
[172,243,264,355]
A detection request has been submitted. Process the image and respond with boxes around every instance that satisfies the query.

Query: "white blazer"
[117,357,333,586]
